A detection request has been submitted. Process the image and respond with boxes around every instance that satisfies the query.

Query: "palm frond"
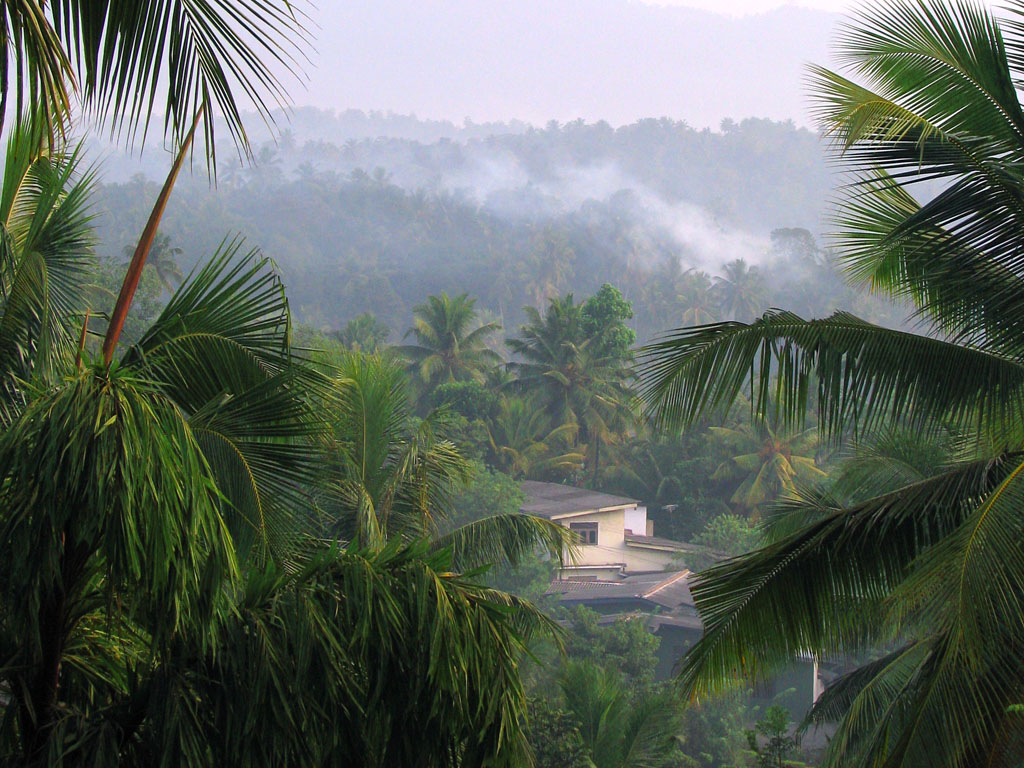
[640,311,1024,440]
[51,0,311,163]
[805,641,932,768]
[0,121,96,425]
[677,453,1017,697]
[433,512,576,572]
[123,241,327,564]
[0,5,73,141]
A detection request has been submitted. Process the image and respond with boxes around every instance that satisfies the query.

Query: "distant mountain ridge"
[296,0,839,128]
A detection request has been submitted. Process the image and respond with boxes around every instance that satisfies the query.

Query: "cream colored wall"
[561,508,627,567]
[559,507,681,574]
[621,547,679,573]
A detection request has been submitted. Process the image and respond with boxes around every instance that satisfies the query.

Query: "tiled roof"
[520,480,638,519]
[545,570,695,610]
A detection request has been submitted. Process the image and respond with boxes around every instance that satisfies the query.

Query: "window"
[569,522,598,545]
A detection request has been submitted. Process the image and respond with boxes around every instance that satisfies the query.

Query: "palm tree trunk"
[103,106,204,365]
[22,535,89,762]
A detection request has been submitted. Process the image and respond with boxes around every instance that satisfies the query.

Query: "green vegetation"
[641,0,1024,766]
[0,6,565,766]
[11,0,1023,765]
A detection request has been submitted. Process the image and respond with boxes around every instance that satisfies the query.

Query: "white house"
[520,481,704,580]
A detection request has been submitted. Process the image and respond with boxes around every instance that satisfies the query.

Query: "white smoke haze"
[435,154,770,274]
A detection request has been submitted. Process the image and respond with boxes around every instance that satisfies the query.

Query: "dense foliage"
[87,115,908,344]
[641,0,1024,765]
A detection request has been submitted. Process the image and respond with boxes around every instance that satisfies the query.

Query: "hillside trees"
[640,0,1024,765]
[508,289,636,481]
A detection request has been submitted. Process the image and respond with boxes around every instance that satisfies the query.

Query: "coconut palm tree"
[509,295,635,480]
[486,394,584,480]
[399,292,502,388]
[678,269,718,327]
[640,2,1024,766]
[712,259,765,321]
[122,231,183,292]
[709,422,825,517]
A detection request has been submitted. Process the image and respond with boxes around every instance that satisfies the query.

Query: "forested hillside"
[89,110,903,340]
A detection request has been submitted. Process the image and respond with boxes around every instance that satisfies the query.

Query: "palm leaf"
[0,120,96,425]
[433,512,576,572]
[50,0,311,163]
[677,454,1017,698]
[122,240,327,563]
[640,311,1024,441]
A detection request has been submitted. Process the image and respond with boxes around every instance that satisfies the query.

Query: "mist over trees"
[88,110,904,341]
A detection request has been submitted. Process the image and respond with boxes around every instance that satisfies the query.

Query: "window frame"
[569,521,599,546]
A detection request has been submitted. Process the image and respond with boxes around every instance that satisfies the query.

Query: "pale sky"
[642,0,851,15]
[645,0,999,16]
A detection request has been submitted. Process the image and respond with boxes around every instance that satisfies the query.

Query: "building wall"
[621,546,680,573]
[559,507,681,574]
[562,508,628,567]
[559,565,627,581]
[623,505,647,535]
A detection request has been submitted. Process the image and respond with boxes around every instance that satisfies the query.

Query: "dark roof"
[625,533,726,559]
[520,480,638,519]
[545,571,695,610]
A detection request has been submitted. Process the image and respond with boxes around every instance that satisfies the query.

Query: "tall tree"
[122,231,183,292]
[509,292,635,481]
[712,258,765,321]
[641,2,1024,766]
[399,292,502,389]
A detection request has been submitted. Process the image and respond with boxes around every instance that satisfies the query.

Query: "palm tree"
[337,311,391,352]
[509,295,635,480]
[678,269,718,326]
[558,662,683,768]
[712,259,765,321]
[486,394,584,480]
[122,231,183,292]
[709,422,825,517]
[399,292,502,388]
[640,2,1024,766]
[320,351,575,571]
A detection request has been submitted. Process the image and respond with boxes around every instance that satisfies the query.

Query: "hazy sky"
[647,0,850,14]
[300,0,842,128]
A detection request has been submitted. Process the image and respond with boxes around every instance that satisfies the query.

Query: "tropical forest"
[0,0,1022,766]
